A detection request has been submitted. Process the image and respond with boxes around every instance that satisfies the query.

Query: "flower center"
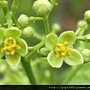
[55,41,71,58]
[2,37,20,55]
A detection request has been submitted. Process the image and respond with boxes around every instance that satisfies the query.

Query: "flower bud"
[39,47,50,56]
[32,0,53,17]
[81,49,90,63]
[50,0,58,6]
[0,0,8,8]
[77,20,88,29]
[52,23,61,33]
[84,34,90,40]
[84,10,90,22]
[18,14,29,28]
[23,26,34,38]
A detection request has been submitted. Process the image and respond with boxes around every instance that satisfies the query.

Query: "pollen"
[3,37,20,55]
[55,41,71,58]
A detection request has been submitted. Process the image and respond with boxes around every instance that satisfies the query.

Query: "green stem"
[26,40,44,61]
[79,28,87,36]
[21,57,36,84]
[75,27,88,36]
[11,0,19,16]
[76,36,85,41]
[11,0,20,27]
[6,11,13,27]
[61,65,83,85]
[33,32,44,41]
[28,47,34,51]
[3,4,13,27]
[29,16,43,21]
[75,28,82,36]
[43,16,50,35]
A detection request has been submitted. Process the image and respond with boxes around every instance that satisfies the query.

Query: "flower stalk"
[21,57,37,84]
[43,16,50,35]
[61,65,83,85]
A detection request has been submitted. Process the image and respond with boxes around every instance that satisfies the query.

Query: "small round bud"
[39,47,50,56]
[50,0,58,6]
[0,0,8,8]
[52,23,61,33]
[32,0,53,17]
[18,14,29,28]
[84,10,90,22]
[84,34,90,40]
[77,20,88,29]
[81,49,90,63]
[23,26,34,38]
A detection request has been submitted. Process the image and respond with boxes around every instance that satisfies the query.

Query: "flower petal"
[5,27,22,38]
[0,44,4,58]
[0,52,4,58]
[16,38,28,56]
[45,33,58,50]
[47,51,63,68]
[64,49,84,66]
[5,53,21,68]
[57,31,76,46]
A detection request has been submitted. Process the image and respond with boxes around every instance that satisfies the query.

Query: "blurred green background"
[0,0,90,85]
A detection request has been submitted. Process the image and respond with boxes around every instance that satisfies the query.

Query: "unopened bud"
[0,0,8,8]
[23,26,34,38]
[52,23,61,33]
[50,0,58,6]
[39,47,50,56]
[32,0,53,17]
[77,20,88,29]
[81,49,90,63]
[84,10,90,23]
[18,14,29,28]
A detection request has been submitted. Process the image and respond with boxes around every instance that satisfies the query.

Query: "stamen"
[2,37,21,55]
[55,41,71,59]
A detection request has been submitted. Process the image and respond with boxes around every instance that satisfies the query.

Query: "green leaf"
[64,49,84,66]
[58,31,76,46]
[0,8,6,24]
[5,53,21,68]
[5,27,22,38]
[47,51,63,68]
[45,33,58,50]
[16,38,28,56]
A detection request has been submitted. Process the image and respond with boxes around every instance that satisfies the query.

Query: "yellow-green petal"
[0,43,4,58]
[64,49,84,66]
[0,52,4,58]
[58,31,76,46]
[47,51,63,68]
[5,53,21,68]
[5,27,22,38]
[16,38,28,56]
[45,33,58,50]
